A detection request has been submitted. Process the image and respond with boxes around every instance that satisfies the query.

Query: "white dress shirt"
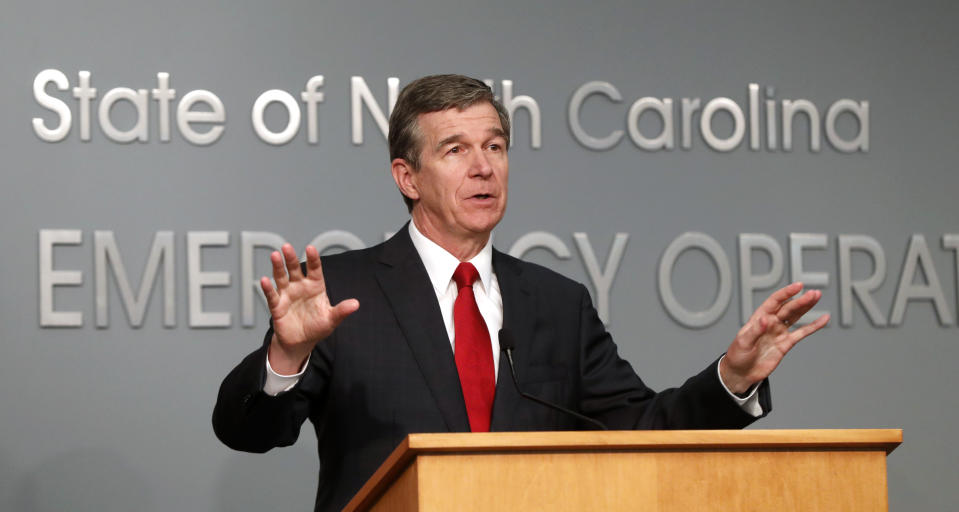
[263,220,761,417]
[406,220,503,380]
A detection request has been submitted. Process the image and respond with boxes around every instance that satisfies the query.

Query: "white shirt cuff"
[717,355,763,418]
[263,353,309,396]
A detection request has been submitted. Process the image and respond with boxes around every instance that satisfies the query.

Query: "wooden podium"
[343,429,901,512]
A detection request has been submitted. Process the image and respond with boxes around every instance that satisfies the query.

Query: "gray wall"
[2,1,956,510]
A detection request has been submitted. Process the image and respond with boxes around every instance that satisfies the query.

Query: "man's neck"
[410,214,490,261]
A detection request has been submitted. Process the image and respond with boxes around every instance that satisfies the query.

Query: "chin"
[463,213,503,235]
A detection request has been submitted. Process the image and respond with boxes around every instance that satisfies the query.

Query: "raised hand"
[261,244,359,374]
[719,282,829,394]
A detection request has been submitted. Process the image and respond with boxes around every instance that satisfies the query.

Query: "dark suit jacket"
[213,226,769,511]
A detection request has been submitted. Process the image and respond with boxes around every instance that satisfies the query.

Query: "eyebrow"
[434,128,508,152]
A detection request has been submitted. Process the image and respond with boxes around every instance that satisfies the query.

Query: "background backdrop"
[2,1,956,510]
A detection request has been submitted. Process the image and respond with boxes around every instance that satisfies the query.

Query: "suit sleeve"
[574,284,770,430]
[212,324,334,453]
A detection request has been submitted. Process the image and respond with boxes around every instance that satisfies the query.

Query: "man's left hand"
[719,282,830,394]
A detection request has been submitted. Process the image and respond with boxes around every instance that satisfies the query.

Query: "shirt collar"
[408,220,493,296]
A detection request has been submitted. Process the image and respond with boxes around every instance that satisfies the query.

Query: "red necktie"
[452,262,495,432]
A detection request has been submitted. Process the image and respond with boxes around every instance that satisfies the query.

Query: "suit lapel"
[372,226,471,432]
[490,249,536,431]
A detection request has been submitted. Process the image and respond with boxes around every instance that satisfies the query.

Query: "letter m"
[95,231,175,327]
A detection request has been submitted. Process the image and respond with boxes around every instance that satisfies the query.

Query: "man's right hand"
[261,244,360,374]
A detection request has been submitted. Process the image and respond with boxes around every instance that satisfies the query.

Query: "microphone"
[499,329,608,430]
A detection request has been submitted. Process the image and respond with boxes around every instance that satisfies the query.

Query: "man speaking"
[213,74,829,511]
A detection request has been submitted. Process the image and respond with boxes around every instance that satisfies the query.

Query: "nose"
[468,149,494,178]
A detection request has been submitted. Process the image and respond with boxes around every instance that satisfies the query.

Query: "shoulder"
[316,244,377,272]
[293,245,376,281]
[306,227,409,278]
[493,249,590,300]
[307,228,419,292]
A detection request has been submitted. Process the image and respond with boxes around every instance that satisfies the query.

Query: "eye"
[488,143,501,151]
[448,145,461,154]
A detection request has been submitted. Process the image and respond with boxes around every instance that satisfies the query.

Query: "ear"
[391,158,420,201]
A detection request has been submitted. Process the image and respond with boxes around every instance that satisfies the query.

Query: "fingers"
[755,281,804,318]
[735,314,770,347]
[270,244,318,289]
[260,276,280,310]
[788,313,830,345]
[330,298,360,325]
[281,244,305,281]
[776,289,822,326]
[773,312,830,358]
[304,245,325,283]
[270,250,289,289]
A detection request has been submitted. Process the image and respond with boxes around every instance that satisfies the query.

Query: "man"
[213,75,829,511]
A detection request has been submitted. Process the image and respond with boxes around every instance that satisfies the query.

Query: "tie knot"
[453,262,480,289]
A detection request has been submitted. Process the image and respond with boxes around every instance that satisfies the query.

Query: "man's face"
[402,102,509,247]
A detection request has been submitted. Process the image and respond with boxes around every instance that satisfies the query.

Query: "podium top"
[398,428,902,454]
[345,429,901,512]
